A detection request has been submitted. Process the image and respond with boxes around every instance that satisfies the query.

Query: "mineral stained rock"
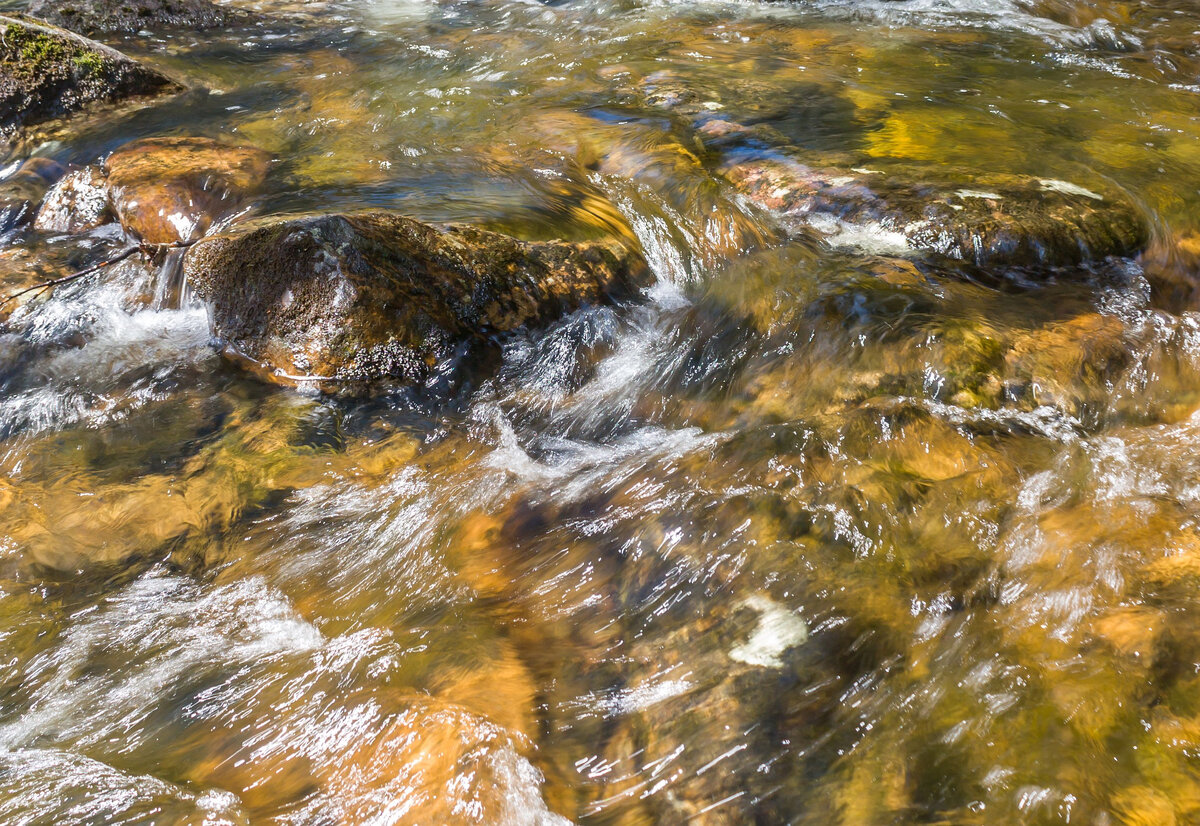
[35,137,271,243]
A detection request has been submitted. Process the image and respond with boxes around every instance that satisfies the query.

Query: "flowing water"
[1,0,1200,822]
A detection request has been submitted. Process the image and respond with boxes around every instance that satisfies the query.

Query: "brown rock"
[103,137,271,244]
[1004,312,1129,413]
[1091,607,1165,660]
[0,15,180,141]
[183,212,651,389]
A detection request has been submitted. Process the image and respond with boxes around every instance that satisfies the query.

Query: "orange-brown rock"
[103,137,271,244]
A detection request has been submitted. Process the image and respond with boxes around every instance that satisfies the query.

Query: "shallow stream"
[2,0,1200,823]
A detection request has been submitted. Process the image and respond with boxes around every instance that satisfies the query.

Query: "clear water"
[1,0,1200,822]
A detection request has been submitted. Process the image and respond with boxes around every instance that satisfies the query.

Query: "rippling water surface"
[1,0,1200,822]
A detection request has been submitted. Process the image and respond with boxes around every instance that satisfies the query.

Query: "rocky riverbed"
[0,0,1198,823]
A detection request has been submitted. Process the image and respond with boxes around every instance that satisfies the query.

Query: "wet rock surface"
[0,157,64,236]
[28,0,254,36]
[33,165,111,233]
[104,137,272,244]
[720,154,1148,268]
[0,15,181,141]
[183,212,652,389]
[33,137,271,243]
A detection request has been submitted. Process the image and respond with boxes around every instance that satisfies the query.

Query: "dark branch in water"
[0,240,193,312]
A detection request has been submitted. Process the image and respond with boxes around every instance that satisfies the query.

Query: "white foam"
[955,189,1003,200]
[0,302,211,439]
[0,749,240,825]
[0,570,322,752]
[804,212,912,255]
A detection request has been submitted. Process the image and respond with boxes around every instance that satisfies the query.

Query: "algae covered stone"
[28,0,252,36]
[183,212,652,389]
[721,155,1148,268]
[0,15,181,141]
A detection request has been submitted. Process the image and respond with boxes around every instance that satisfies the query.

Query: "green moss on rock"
[0,14,181,141]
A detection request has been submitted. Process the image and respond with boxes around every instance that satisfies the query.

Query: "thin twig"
[0,239,194,312]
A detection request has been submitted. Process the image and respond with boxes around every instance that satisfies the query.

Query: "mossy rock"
[183,212,652,391]
[28,0,253,36]
[0,15,181,141]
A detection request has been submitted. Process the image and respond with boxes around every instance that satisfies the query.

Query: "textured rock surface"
[33,165,110,233]
[0,15,181,140]
[184,212,652,388]
[721,155,1148,267]
[28,0,252,35]
[103,137,272,244]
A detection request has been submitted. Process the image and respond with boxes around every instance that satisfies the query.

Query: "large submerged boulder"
[722,154,1148,268]
[613,69,1148,269]
[28,0,252,36]
[183,212,652,389]
[0,15,180,141]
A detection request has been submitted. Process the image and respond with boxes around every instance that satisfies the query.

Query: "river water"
[1,0,1199,823]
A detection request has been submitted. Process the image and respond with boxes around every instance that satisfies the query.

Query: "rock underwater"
[720,154,1148,268]
[617,70,1149,269]
[183,212,653,391]
[0,15,181,141]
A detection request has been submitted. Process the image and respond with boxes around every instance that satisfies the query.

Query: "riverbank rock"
[28,0,252,36]
[721,154,1148,268]
[0,15,181,141]
[183,212,652,389]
